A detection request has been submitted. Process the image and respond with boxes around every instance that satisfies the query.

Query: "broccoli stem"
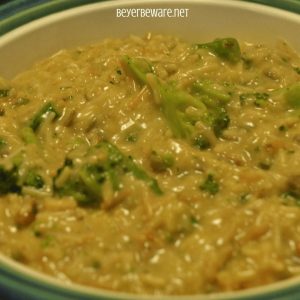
[20,127,37,144]
[78,166,104,200]
[101,141,163,195]
[196,38,241,63]
[122,56,153,85]
[239,92,269,107]
[284,82,300,109]
[126,155,163,195]
[123,55,231,144]
[30,102,60,132]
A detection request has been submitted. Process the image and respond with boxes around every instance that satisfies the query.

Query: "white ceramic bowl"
[0,1,300,299]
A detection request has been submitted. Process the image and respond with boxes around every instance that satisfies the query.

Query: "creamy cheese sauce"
[0,34,300,295]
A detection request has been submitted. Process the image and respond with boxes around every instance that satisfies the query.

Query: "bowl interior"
[0,1,300,299]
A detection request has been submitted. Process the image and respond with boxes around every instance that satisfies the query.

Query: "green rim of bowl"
[0,0,300,299]
[0,0,107,36]
[0,0,299,36]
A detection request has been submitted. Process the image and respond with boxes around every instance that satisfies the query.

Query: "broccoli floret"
[54,141,163,205]
[192,81,231,104]
[56,178,93,204]
[101,141,163,195]
[30,102,60,132]
[200,174,219,195]
[147,74,207,139]
[192,81,231,137]
[193,135,211,150]
[122,56,153,84]
[0,157,45,194]
[196,38,241,63]
[211,107,230,137]
[54,159,105,205]
[0,89,9,98]
[0,165,20,195]
[23,170,44,189]
[123,54,206,139]
[239,92,269,107]
[123,56,231,145]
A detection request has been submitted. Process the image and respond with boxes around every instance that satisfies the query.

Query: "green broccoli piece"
[20,127,37,144]
[192,81,231,137]
[54,141,163,206]
[0,138,6,150]
[0,89,9,98]
[56,179,91,204]
[149,150,174,172]
[0,165,20,195]
[196,38,241,63]
[147,75,207,139]
[239,92,269,107]
[78,165,106,201]
[284,82,300,109]
[54,160,105,205]
[123,55,206,139]
[285,175,300,202]
[200,174,219,195]
[122,56,153,84]
[293,67,300,75]
[210,108,230,137]
[21,102,60,145]
[23,170,44,189]
[240,83,300,111]
[125,155,163,195]
[101,141,163,195]
[193,135,211,150]
[0,156,44,194]
[192,81,231,104]
[30,102,60,131]
[282,191,300,207]
[123,56,231,145]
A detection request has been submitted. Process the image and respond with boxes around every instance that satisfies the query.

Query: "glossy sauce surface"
[0,34,300,295]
